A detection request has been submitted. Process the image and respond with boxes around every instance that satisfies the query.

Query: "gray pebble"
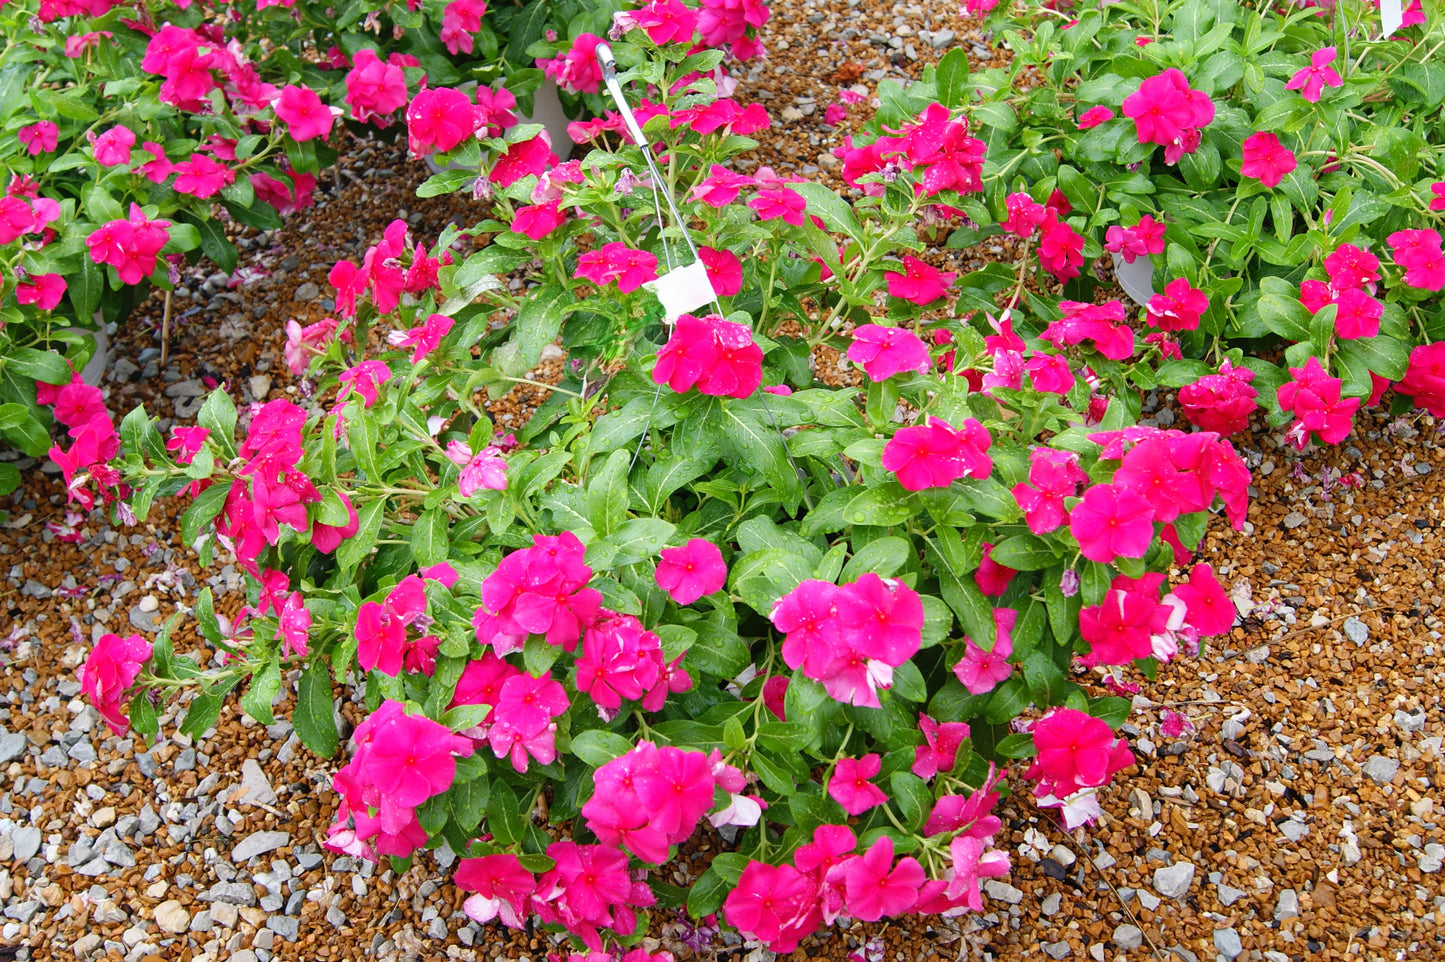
[0,732,27,763]
[9,825,41,861]
[1044,942,1071,960]
[1363,755,1399,784]
[233,830,290,862]
[1113,924,1143,950]
[3,901,42,923]
[293,282,321,301]
[1214,927,1243,959]
[1216,883,1247,906]
[68,740,98,764]
[40,746,66,768]
[201,881,258,906]
[1153,861,1196,899]
[268,916,300,941]
[1275,889,1299,920]
[1282,511,1307,529]
[326,906,347,927]
[1343,617,1369,644]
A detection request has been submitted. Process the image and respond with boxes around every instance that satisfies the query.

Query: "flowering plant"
[859,0,1445,448]
[95,8,1248,956]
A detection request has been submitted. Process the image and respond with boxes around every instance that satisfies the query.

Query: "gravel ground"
[2,2,1444,961]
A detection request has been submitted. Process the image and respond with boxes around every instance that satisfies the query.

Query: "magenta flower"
[488,672,568,772]
[828,753,888,815]
[406,86,477,155]
[689,165,756,207]
[837,573,924,665]
[847,324,932,381]
[1025,707,1135,798]
[1431,181,1445,212]
[389,312,454,363]
[749,185,807,225]
[1104,214,1167,264]
[723,861,822,954]
[881,416,993,491]
[1389,228,1445,291]
[1146,277,1209,332]
[1239,131,1297,188]
[539,33,605,94]
[1171,563,1234,636]
[92,126,136,166]
[490,133,557,188]
[773,579,844,678]
[1001,192,1047,237]
[17,121,59,155]
[1011,447,1087,535]
[1041,299,1135,360]
[839,836,924,921]
[479,532,601,653]
[276,591,311,657]
[337,700,474,832]
[943,834,1012,910]
[912,713,971,780]
[1285,46,1343,103]
[312,490,359,554]
[1277,355,1360,447]
[338,360,392,408]
[455,854,536,929]
[884,254,956,305]
[172,153,235,199]
[1037,211,1085,281]
[1076,105,1114,129]
[1025,353,1075,396]
[633,0,698,44]
[1079,572,1170,666]
[277,84,335,143]
[355,575,428,676]
[1121,68,1215,162]
[344,48,408,124]
[1178,360,1257,436]
[974,542,1017,597]
[1324,243,1381,290]
[652,313,763,399]
[1332,288,1383,340]
[953,610,1015,695]
[445,440,508,496]
[1069,483,1155,563]
[511,201,566,240]
[698,245,743,296]
[575,242,659,293]
[1398,342,1445,416]
[80,632,153,735]
[655,538,727,605]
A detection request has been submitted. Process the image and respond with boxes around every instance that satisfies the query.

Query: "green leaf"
[1090,695,1132,728]
[720,403,805,512]
[129,692,159,743]
[889,771,932,831]
[448,777,490,833]
[512,285,573,371]
[295,659,339,758]
[336,499,386,572]
[570,729,633,767]
[197,391,238,460]
[601,517,675,567]
[486,780,524,846]
[935,47,970,109]
[70,259,103,322]
[186,213,239,275]
[240,659,283,725]
[994,732,1038,759]
[752,751,798,796]
[179,690,226,741]
[841,536,911,582]
[523,633,561,677]
[180,481,232,546]
[986,534,1058,572]
[1257,284,1311,340]
[5,348,71,385]
[790,182,864,243]
[417,168,478,197]
[586,448,631,538]
[410,509,450,567]
[983,676,1030,725]
[687,865,732,918]
[842,485,912,527]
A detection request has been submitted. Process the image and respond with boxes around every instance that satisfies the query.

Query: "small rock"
[1040,892,1062,916]
[1153,861,1196,899]
[91,806,116,829]
[268,916,300,941]
[201,881,258,906]
[1395,709,1427,734]
[1363,755,1399,784]
[1343,617,1369,644]
[1113,924,1143,950]
[163,379,206,399]
[1282,511,1307,529]
[1418,843,1445,874]
[1275,889,1300,920]
[9,826,41,861]
[293,282,320,302]
[981,880,1023,905]
[0,732,28,764]
[1044,942,1071,960]
[1214,927,1243,959]
[237,759,278,806]
[233,830,290,862]
[1216,884,1247,907]
[154,900,190,934]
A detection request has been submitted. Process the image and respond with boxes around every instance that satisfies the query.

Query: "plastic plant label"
[644,260,716,323]
[1381,0,1402,37]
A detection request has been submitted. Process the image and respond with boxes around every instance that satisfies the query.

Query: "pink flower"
[512,201,566,240]
[445,441,508,496]
[882,416,993,491]
[943,834,1011,910]
[1398,342,1445,417]
[80,632,153,735]
[490,134,558,188]
[18,122,58,155]
[15,272,66,310]
[652,313,763,399]
[440,0,487,55]
[1001,192,1047,238]
[1041,300,1135,360]
[839,836,924,921]
[723,861,821,954]
[531,840,653,950]
[633,0,698,45]
[1324,243,1381,290]
[338,360,392,408]
[1121,68,1215,163]
[1332,288,1383,340]
[1069,483,1155,563]
[689,165,756,207]
[539,33,605,94]
[1079,572,1170,666]
[1178,361,1257,436]
[974,542,1017,597]
[953,610,1014,695]
[276,85,335,143]
[847,325,931,381]
[1146,278,1209,332]
[489,673,568,772]
[1025,706,1135,798]
[828,753,887,814]
[885,254,956,305]
[749,186,807,226]
[1011,447,1087,535]
[1277,355,1360,447]
[86,205,171,286]
[1171,563,1234,636]
[824,102,848,124]
[1431,182,1445,212]
[1285,46,1343,103]
[698,246,743,296]
[474,84,518,137]
[389,312,453,363]
[172,154,235,198]
[1104,215,1167,265]
[355,576,428,676]
[479,532,601,653]
[1025,353,1075,395]
[92,126,135,166]
[574,242,659,293]
[1389,228,1445,291]
[912,713,970,780]
[344,49,408,125]
[456,855,535,929]
[1240,131,1297,188]
[1037,211,1084,281]
[276,591,311,657]
[655,539,727,605]
[406,86,477,155]
[1076,105,1114,129]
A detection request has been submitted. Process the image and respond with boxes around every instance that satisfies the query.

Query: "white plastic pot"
[1114,255,1157,308]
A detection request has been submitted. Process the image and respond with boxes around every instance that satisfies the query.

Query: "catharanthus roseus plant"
[98,10,1251,955]
[850,0,1445,452]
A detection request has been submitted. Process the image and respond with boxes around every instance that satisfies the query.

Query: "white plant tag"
[644,260,715,322]
[1381,0,1403,38]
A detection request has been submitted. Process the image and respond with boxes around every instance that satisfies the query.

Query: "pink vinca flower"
[655,539,727,605]
[1239,131,1297,188]
[847,325,931,381]
[1286,47,1343,103]
[276,84,335,142]
[828,753,888,815]
[1121,68,1215,164]
[885,254,956,305]
[881,416,992,491]
[80,632,153,735]
[1069,483,1155,563]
